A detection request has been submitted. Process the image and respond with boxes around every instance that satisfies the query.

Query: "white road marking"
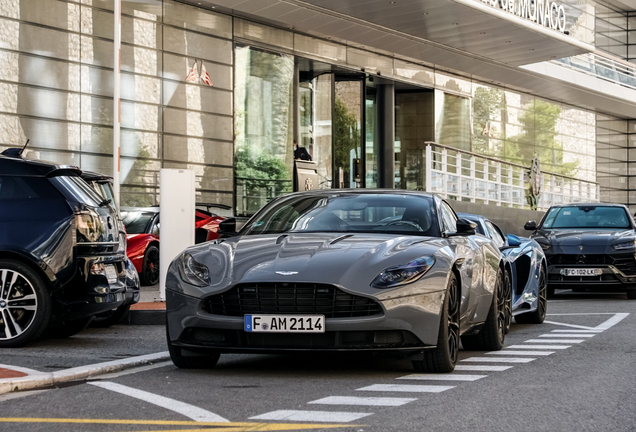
[487,350,554,356]
[250,410,372,423]
[595,313,629,330]
[539,334,595,338]
[455,365,513,371]
[397,374,486,381]
[88,381,229,422]
[508,344,570,349]
[88,361,172,380]
[357,384,454,393]
[462,357,535,363]
[552,329,603,333]
[308,396,416,406]
[525,339,584,343]
[543,321,595,330]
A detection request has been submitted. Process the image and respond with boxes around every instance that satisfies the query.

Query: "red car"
[121,204,229,285]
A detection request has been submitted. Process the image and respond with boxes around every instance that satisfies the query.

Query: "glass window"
[50,176,103,206]
[485,221,505,248]
[541,205,631,229]
[435,91,470,152]
[243,193,440,237]
[121,210,157,234]
[234,46,294,216]
[439,201,457,233]
[0,176,60,200]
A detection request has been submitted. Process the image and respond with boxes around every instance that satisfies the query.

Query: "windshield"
[541,206,631,229]
[243,193,440,237]
[121,211,156,234]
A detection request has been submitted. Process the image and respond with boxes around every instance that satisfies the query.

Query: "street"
[1,291,634,432]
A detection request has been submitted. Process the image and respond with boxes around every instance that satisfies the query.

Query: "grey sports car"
[165,190,507,372]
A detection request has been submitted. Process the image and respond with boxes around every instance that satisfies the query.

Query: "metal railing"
[553,53,636,91]
[424,142,600,210]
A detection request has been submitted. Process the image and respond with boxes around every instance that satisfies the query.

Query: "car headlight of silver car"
[612,241,636,251]
[371,256,435,288]
[178,253,211,287]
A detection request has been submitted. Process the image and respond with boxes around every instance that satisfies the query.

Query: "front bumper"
[166,288,444,354]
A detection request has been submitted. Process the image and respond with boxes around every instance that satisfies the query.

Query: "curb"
[0,351,170,395]
[124,309,166,326]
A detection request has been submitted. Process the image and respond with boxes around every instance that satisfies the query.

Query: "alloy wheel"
[495,272,506,343]
[0,269,38,341]
[144,247,160,285]
[447,276,460,364]
[537,268,547,320]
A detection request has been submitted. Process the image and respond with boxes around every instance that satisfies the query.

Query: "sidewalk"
[126,284,166,326]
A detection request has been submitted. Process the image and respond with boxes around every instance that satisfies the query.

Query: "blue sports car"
[459,213,548,328]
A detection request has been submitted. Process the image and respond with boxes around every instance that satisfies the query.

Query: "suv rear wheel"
[0,259,51,347]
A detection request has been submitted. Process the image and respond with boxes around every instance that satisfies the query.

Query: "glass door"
[334,78,363,189]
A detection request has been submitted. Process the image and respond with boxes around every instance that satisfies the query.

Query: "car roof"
[548,203,626,208]
[0,150,82,177]
[121,206,160,213]
[280,189,438,199]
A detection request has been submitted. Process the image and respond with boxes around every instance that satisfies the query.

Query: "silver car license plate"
[244,315,325,333]
[560,268,602,276]
[105,264,118,284]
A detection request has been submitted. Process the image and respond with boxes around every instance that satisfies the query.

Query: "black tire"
[167,327,220,369]
[462,268,505,351]
[90,304,131,328]
[503,269,512,334]
[515,265,547,324]
[43,316,94,338]
[141,244,160,286]
[0,259,52,348]
[412,271,460,373]
[627,289,636,300]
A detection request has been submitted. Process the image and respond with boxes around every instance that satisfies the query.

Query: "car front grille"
[202,282,383,318]
[547,253,636,275]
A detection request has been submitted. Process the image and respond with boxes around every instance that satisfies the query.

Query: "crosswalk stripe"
[397,374,486,381]
[487,350,554,356]
[455,365,513,371]
[356,384,454,393]
[525,339,584,343]
[539,334,595,338]
[249,410,372,423]
[552,329,602,333]
[462,357,535,363]
[308,396,416,406]
[508,344,570,349]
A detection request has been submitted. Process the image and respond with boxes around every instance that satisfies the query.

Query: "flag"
[185,60,199,83]
[200,61,213,86]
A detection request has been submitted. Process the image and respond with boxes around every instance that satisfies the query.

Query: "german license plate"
[244,315,325,333]
[560,268,602,276]
[104,264,118,284]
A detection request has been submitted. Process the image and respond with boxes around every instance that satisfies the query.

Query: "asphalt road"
[1,290,635,432]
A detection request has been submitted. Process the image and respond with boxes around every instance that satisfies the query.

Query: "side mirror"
[218,217,237,237]
[455,218,476,236]
[507,234,521,247]
[524,220,537,231]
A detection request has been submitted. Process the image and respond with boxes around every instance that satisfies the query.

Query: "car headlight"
[178,253,211,287]
[371,256,435,289]
[613,241,636,251]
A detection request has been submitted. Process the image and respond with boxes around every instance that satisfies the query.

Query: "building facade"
[1,0,635,216]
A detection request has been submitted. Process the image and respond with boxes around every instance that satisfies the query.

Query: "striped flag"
[200,62,213,86]
[185,60,199,83]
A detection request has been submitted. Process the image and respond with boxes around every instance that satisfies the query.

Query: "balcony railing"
[424,142,599,211]
[553,53,636,91]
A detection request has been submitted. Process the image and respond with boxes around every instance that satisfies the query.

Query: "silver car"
[165,190,506,372]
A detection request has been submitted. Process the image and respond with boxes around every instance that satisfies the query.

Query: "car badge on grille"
[275,271,298,276]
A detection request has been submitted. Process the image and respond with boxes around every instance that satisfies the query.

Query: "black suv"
[0,149,127,346]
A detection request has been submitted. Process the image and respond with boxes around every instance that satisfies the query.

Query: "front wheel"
[462,267,505,351]
[515,265,547,324]
[0,260,52,348]
[503,270,512,334]
[412,272,460,373]
[167,327,220,369]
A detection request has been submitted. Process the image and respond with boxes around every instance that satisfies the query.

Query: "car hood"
[185,232,450,292]
[534,229,636,254]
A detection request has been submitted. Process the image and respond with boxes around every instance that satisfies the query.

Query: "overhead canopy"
[195,0,594,67]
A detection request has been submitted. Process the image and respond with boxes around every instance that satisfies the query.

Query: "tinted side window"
[485,221,505,248]
[440,202,457,232]
[0,176,61,200]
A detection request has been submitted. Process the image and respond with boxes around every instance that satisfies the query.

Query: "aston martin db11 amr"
[524,203,636,299]
[165,190,509,372]
[459,213,547,327]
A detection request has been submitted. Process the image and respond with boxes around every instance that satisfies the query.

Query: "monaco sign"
[478,0,567,33]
